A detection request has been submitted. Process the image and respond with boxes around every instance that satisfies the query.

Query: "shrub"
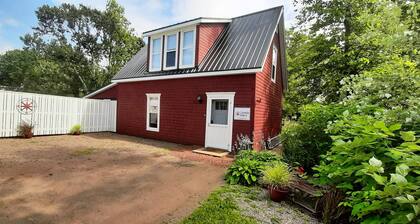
[235,150,281,164]
[314,114,420,223]
[17,121,34,138]
[226,150,282,186]
[261,162,292,189]
[69,124,81,135]
[280,103,346,172]
[225,158,264,186]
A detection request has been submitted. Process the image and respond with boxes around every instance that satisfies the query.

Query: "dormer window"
[164,33,178,70]
[180,28,196,68]
[147,27,196,71]
[150,36,163,71]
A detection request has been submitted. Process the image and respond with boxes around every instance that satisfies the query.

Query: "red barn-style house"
[86,6,288,151]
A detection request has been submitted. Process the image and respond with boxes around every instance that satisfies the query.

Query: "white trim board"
[84,83,117,98]
[143,18,231,37]
[205,92,235,151]
[146,93,161,132]
[112,68,261,83]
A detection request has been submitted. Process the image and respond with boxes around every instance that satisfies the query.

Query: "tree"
[20,0,143,96]
[285,0,419,115]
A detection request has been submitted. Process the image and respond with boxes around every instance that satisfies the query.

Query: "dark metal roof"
[112,6,284,81]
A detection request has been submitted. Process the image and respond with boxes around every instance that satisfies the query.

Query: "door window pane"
[210,99,228,125]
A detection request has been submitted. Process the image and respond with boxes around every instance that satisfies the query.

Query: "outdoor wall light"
[197,95,203,104]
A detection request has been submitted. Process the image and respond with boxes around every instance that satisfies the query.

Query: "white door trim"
[205,92,235,151]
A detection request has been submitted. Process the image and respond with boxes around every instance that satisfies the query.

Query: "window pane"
[183,31,194,47]
[167,34,177,50]
[166,51,176,67]
[152,38,161,53]
[152,54,161,69]
[272,47,277,65]
[182,48,193,66]
[271,65,276,80]
[149,113,158,128]
[211,99,228,125]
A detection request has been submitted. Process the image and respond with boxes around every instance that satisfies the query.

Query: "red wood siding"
[253,33,283,150]
[90,85,119,100]
[114,74,255,147]
[197,23,225,65]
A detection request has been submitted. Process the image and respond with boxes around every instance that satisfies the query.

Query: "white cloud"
[2,18,20,27]
[0,42,14,54]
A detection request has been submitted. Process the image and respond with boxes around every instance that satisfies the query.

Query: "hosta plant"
[225,158,264,186]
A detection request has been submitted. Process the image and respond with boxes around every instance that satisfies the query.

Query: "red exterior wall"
[91,85,118,100]
[113,74,255,147]
[196,23,226,65]
[253,33,283,150]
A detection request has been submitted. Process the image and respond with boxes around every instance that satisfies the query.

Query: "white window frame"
[271,45,278,83]
[149,36,163,72]
[146,93,161,132]
[163,32,179,70]
[179,27,196,69]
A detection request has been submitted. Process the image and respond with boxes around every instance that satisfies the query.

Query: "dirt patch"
[0,133,227,224]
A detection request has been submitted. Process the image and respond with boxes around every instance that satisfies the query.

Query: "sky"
[0,0,298,53]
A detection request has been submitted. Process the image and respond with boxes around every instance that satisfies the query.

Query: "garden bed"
[182,185,320,224]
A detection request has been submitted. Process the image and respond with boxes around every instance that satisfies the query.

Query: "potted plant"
[261,162,292,202]
[17,121,34,138]
[69,124,82,135]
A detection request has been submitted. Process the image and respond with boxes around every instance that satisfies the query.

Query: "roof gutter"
[111,68,262,83]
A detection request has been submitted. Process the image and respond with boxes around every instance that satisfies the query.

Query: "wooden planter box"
[289,179,323,214]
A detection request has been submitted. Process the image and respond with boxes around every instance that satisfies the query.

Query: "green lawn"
[181,184,320,224]
[180,185,258,224]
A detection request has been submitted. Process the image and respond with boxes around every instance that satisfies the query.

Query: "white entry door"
[205,92,235,151]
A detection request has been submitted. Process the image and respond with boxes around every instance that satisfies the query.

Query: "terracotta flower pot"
[24,132,33,139]
[268,185,289,202]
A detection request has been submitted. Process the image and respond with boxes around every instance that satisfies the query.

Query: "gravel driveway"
[0,133,226,224]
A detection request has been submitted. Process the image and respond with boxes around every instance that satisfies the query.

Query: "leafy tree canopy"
[1,0,143,96]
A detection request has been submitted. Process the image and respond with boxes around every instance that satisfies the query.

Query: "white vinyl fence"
[0,90,117,137]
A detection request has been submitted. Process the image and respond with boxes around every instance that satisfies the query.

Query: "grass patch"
[71,147,96,156]
[180,185,257,224]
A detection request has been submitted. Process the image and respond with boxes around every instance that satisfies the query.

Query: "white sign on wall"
[234,107,251,121]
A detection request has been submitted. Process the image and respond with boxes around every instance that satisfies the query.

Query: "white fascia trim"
[112,68,262,83]
[143,18,231,37]
[205,92,236,97]
[84,83,117,98]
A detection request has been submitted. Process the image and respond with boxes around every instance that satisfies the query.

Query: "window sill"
[146,128,159,132]
[163,66,177,71]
